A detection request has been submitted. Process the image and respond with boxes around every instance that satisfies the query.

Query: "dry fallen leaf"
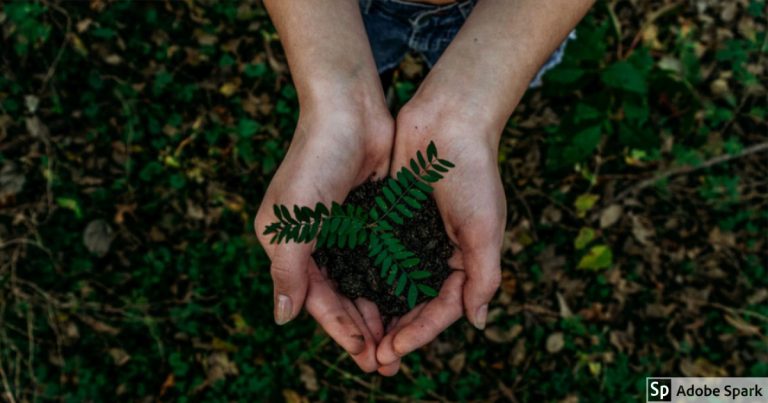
[599,204,623,228]
[84,219,114,257]
[25,116,50,138]
[0,162,25,199]
[298,363,318,392]
[109,348,131,366]
[219,82,239,97]
[557,292,573,318]
[631,214,655,246]
[449,352,466,373]
[282,389,308,403]
[546,332,565,354]
[484,324,522,343]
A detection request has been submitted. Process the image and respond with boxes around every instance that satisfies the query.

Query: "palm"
[375,119,505,375]
[255,112,392,372]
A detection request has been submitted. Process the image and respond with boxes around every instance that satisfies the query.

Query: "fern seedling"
[264,141,455,309]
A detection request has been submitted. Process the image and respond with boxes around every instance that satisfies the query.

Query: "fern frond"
[264,201,367,247]
[366,231,433,307]
[368,141,454,230]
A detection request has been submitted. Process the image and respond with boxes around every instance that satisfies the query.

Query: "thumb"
[270,244,311,325]
[462,247,501,330]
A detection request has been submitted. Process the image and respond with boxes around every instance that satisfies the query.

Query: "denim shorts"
[359,0,576,88]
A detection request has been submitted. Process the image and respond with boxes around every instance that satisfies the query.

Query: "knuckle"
[269,266,291,288]
[487,269,502,293]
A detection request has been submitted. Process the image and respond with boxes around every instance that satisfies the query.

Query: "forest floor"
[0,0,766,401]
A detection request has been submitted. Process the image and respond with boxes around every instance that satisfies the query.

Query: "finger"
[391,270,465,357]
[340,298,379,373]
[377,359,401,377]
[462,246,501,330]
[305,263,378,372]
[270,243,312,325]
[355,298,384,343]
[376,304,427,365]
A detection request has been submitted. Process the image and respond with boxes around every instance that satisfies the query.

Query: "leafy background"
[0,0,766,401]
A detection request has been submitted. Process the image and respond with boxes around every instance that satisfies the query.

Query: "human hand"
[375,100,506,375]
[255,100,393,372]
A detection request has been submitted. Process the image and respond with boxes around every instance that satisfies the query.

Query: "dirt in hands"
[313,181,454,317]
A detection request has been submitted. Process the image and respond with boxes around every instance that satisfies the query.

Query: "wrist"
[399,89,504,149]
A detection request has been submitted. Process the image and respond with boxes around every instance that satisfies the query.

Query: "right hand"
[254,100,393,372]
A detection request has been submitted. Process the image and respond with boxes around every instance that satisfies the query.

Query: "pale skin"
[255,0,594,375]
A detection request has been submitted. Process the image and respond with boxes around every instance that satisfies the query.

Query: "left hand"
[374,99,506,376]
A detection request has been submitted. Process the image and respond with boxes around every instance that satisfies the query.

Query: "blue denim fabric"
[359,0,576,88]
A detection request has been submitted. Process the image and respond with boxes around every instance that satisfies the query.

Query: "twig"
[398,362,452,402]
[39,2,72,92]
[607,0,623,58]
[613,142,768,203]
[0,357,17,403]
[313,356,408,402]
[624,1,683,58]
[508,182,538,241]
[706,302,768,324]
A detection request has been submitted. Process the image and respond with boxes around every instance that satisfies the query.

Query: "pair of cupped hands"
[255,88,506,376]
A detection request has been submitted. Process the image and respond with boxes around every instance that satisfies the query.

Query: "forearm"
[412,0,594,136]
[264,0,385,111]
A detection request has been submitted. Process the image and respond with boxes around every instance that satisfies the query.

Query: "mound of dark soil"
[313,181,453,317]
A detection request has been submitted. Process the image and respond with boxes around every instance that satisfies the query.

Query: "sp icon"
[648,378,672,402]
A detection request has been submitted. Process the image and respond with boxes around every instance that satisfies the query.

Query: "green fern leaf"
[378,220,393,231]
[417,151,426,169]
[331,201,343,215]
[395,273,407,296]
[314,202,329,217]
[368,242,383,257]
[401,258,420,269]
[387,267,398,285]
[426,141,437,160]
[374,249,387,265]
[388,211,404,225]
[299,224,311,242]
[273,205,282,221]
[396,170,412,185]
[432,164,449,173]
[409,159,420,174]
[395,204,413,218]
[338,217,351,235]
[309,220,321,241]
[294,205,305,222]
[394,250,414,260]
[382,256,393,273]
[375,196,387,212]
[329,217,341,232]
[417,284,438,297]
[382,187,395,203]
[280,205,295,224]
[277,230,288,243]
[409,188,427,201]
[414,180,433,194]
[407,284,418,308]
[403,196,421,209]
[388,178,402,195]
[263,222,280,235]
[410,270,430,279]
[438,158,455,168]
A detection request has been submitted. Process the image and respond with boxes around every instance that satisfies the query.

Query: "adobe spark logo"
[647,378,672,402]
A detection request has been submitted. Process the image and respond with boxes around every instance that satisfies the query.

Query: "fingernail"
[474,304,488,330]
[275,294,292,325]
